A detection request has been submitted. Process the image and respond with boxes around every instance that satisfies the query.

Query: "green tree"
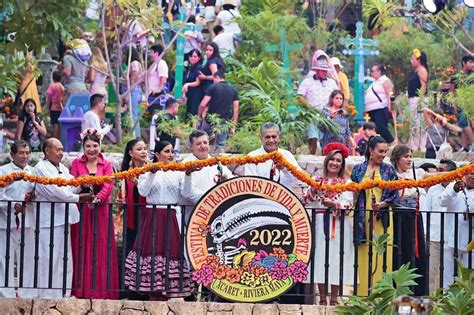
[1,1,87,53]
[426,7,473,55]
[363,0,403,32]
[376,28,454,94]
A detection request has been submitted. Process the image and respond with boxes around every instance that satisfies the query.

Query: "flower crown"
[413,48,421,59]
[80,128,103,141]
[322,142,349,158]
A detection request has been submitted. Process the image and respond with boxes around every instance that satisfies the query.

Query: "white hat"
[330,57,342,69]
[224,0,237,6]
[312,60,330,71]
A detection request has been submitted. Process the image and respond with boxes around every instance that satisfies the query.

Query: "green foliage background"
[2,1,87,53]
[376,29,455,94]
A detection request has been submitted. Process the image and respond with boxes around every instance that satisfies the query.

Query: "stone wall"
[0,298,336,315]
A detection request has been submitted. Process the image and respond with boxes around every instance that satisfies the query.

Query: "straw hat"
[312,60,330,71]
[330,57,343,69]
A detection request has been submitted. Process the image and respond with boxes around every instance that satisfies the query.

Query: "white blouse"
[365,75,390,112]
[138,170,185,205]
[398,168,427,199]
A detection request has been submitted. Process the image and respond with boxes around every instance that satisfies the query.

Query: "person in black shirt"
[198,70,239,153]
[407,49,429,152]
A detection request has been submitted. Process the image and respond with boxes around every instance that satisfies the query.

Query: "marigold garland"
[0,152,472,193]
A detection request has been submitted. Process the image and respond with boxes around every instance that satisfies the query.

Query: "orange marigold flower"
[206,255,220,269]
[225,268,243,284]
[0,152,472,193]
[213,264,228,280]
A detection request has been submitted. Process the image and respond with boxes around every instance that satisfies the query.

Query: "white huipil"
[0,162,36,298]
[33,159,80,299]
[440,182,474,288]
[138,170,184,205]
[304,178,355,285]
[244,146,301,189]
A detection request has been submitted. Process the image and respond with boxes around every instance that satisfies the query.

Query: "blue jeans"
[131,87,143,138]
[200,119,227,149]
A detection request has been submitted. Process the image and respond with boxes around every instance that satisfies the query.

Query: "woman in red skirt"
[70,129,119,299]
[124,141,193,299]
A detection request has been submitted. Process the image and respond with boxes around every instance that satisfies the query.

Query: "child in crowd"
[355,122,377,156]
[46,71,65,139]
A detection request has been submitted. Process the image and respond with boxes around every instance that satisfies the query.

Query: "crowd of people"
[1,0,473,304]
[0,121,472,302]
[298,50,473,157]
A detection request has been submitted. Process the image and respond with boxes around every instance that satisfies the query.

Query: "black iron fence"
[0,201,472,303]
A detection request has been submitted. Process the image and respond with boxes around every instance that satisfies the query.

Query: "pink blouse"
[70,154,114,203]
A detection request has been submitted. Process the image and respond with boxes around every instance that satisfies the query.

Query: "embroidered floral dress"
[304,177,355,285]
[124,170,193,297]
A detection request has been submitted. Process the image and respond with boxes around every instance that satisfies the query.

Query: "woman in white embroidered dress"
[304,142,354,305]
[124,141,193,299]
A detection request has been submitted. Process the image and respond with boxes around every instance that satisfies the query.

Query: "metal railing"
[0,201,472,302]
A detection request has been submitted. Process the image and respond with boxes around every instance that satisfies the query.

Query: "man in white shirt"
[181,130,233,222]
[0,141,36,298]
[212,25,240,58]
[422,159,457,293]
[245,122,302,190]
[297,60,338,155]
[440,166,474,288]
[147,44,169,112]
[81,94,112,136]
[34,138,94,298]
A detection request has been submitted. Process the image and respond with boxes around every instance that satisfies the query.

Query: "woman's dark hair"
[327,89,344,107]
[206,42,226,72]
[82,134,101,147]
[365,135,387,161]
[20,98,38,121]
[188,14,196,24]
[186,48,202,67]
[223,4,236,10]
[390,144,411,170]
[375,64,386,75]
[152,140,172,163]
[418,51,429,72]
[124,46,141,63]
[323,150,346,178]
[121,138,145,171]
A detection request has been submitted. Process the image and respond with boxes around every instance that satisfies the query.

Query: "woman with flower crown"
[304,142,354,305]
[70,128,119,299]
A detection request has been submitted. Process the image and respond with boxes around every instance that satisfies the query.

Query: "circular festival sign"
[187,176,312,303]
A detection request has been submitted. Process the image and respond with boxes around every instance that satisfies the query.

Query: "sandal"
[330,300,339,306]
[319,300,327,306]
